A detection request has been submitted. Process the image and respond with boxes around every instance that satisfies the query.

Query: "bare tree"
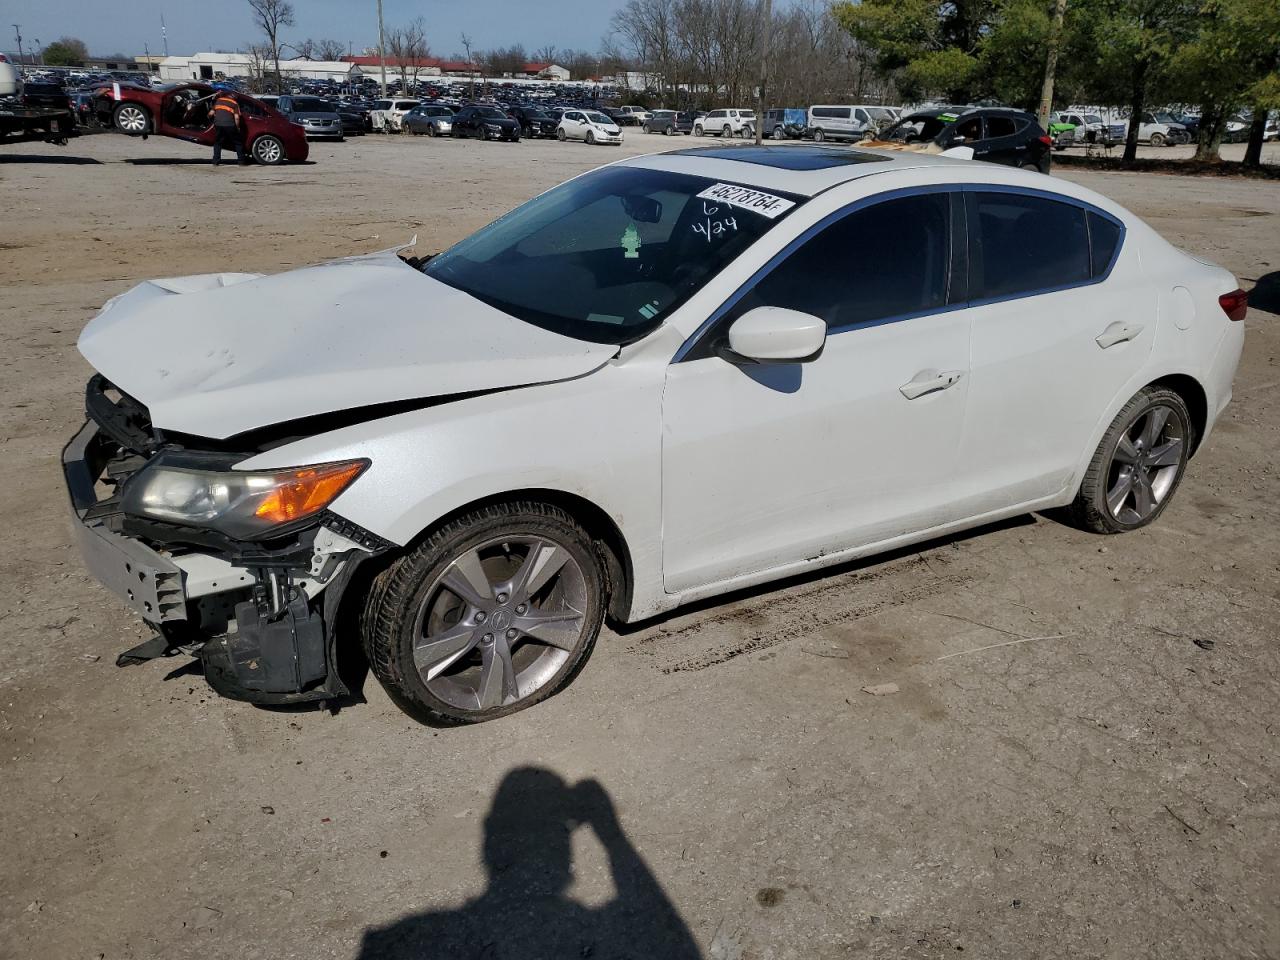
[460,32,478,96]
[532,44,558,65]
[294,37,317,59]
[316,39,347,61]
[246,0,295,91]
[387,18,430,90]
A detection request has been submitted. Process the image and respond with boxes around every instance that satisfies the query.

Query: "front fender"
[237,363,666,618]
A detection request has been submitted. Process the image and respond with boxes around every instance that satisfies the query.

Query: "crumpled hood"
[78,247,616,439]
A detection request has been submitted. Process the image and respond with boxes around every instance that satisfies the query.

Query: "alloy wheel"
[1104,404,1186,524]
[253,136,283,164]
[116,105,147,134]
[412,535,589,712]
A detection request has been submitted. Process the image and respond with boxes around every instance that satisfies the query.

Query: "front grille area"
[85,374,155,455]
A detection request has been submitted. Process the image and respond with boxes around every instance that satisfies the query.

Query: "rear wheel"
[813,128,825,142]
[721,124,732,137]
[112,102,149,135]
[772,126,784,140]
[251,134,285,165]
[663,125,672,136]
[693,124,704,136]
[362,502,607,725]
[1069,387,1193,534]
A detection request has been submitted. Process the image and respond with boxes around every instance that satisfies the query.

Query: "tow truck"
[0,55,78,147]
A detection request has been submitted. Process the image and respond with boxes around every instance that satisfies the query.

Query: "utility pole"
[754,0,772,145]
[161,12,169,57]
[376,0,387,98]
[1036,0,1068,129]
[12,25,24,67]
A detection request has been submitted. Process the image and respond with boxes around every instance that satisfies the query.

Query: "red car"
[98,82,308,165]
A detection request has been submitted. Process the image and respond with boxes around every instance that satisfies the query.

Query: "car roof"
[624,145,994,197]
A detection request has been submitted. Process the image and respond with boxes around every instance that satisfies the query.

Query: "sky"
[3,0,632,61]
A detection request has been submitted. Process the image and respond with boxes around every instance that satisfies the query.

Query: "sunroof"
[671,145,888,170]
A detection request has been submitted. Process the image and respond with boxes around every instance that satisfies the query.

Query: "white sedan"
[65,145,1246,725]
[556,109,624,145]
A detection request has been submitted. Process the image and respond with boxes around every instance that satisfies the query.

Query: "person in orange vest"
[210,90,247,166]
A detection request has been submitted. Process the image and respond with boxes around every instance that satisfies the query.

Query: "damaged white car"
[65,145,1246,725]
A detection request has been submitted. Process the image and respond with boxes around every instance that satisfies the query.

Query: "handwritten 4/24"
[694,201,739,242]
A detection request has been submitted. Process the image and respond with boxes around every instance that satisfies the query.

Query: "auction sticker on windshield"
[696,183,796,219]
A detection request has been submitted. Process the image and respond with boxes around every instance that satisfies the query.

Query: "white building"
[159,53,362,84]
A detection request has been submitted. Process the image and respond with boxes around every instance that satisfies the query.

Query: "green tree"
[41,36,89,66]
[1159,0,1278,160]
[832,0,992,102]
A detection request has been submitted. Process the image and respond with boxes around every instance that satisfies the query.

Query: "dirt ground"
[1,130,1277,960]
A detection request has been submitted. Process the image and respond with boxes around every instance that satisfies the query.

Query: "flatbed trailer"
[0,100,79,146]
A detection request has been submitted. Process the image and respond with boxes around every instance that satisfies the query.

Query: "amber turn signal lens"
[253,461,366,525]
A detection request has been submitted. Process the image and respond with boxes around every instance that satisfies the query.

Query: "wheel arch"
[394,488,635,624]
[1146,373,1207,454]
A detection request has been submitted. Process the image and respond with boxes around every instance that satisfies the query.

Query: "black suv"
[506,105,559,138]
[451,105,521,141]
[870,107,1052,173]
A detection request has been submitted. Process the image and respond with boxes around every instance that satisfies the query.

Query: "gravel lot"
[1,130,1277,960]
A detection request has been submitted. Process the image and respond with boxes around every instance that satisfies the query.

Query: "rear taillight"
[1038,135,1052,147]
[1219,288,1248,322]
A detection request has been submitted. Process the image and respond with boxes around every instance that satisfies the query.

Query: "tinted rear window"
[985,116,1019,138]
[972,192,1089,299]
[1087,211,1122,276]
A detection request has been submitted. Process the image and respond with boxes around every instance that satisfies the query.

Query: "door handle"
[900,369,964,400]
[1096,321,1144,349]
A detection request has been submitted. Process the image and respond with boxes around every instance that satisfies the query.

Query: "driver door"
[661,190,973,593]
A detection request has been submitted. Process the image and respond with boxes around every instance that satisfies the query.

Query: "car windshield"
[881,114,948,142]
[1153,111,1177,123]
[290,97,329,112]
[1085,114,1102,124]
[587,111,613,125]
[424,166,803,345]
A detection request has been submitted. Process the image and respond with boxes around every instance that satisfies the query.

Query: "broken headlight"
[120,451,368,540]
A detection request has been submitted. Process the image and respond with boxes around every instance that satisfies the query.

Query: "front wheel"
[556,127,567,141]
[362,502,607,725]
[693,125,704,137]
[642,124,650,134]
[112,102,149,135]
[772,127,784,140]
[721,124,731,137]
[251,134,285,165]
[1149,132,1166,146]
[813,128,825,143]
[586,129,596,145]
[1068,387,1193,534]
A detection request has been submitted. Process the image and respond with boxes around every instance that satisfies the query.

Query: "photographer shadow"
[358,767,701,960]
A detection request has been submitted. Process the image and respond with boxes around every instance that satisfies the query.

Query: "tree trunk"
[1194,103,1221,161]
[1243,107,1268,167]
[1123,60,1147,163]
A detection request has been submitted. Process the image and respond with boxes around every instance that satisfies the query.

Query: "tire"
[693,125,704,137]
[556,127,567,141]
[642,123,651,134]
[426,123,436,137]
[1068,387,1194,534]
[251,134,285,165]
[1150,132,1166,146]
[112,102,149,136]
[721,124,731,137]
[772,127,784,140]
[586,130,596,145]
[813,128,825,142]
[362,501,607,725]
[663,126,672,136]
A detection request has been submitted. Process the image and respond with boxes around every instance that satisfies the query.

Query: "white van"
[807,105,877,142]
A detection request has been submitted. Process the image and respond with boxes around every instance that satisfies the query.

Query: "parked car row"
[389,101,626,145]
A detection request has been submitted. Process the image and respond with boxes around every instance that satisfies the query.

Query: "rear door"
[980,114,1030,166]
[955,189,1150,510]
